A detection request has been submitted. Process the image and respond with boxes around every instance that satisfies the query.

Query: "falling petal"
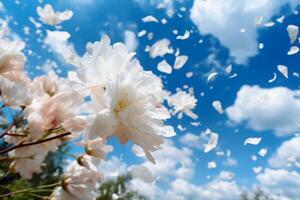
[287,25,299,43]
[137,30,147,37]
[276,16,285,23]
[253,166,263,174]
[174,55,188,70]
[229,73,238,79]
[204,132,219,153]
[293,72,299,77]
[208,161,217,169]
[157,60,172,74]
[176,30,190,40]
[259,43,264,50]
[264,21,275,27]
[287,46,299,55]
[142,15,159,23]
[212,100,223,114]
[258,148,268,157]
[244,137,262,145]
[268,73,277,83]
[277,65,288,79]
[46,30,70,42]
[149,39,173,58]
[225,64,232,74]
[207,72,218,83]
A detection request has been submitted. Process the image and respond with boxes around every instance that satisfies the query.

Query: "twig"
[0,124,14,139]
[6,133,27,137]
[0,132,71,154]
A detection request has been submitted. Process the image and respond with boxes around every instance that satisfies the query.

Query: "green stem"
[29,193,45,199]
[0,182,60,198]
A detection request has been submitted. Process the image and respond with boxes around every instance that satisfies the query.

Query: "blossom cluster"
[0,4,201,200]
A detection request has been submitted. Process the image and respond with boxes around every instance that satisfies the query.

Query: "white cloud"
[99,141,242,200]
[128,179,163,199]
[269,136,300,168]
[219,171,235,181]
[257,168,300,200]
[129,174,242,200]
[44,30,80,66]
[190,0,298,64]
[165,178,241,200]
[136,0,175,17]
[179,132,207,149]
[223,158,238,167]
[64,0,95,5]
[124,30,138,52]
[226,85,300,136]
[97,156,128,180]
[133,139,242,200]
[143,140,195,180]
[0,2,5,12]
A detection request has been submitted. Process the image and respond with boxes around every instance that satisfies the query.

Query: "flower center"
[113,99,129,113]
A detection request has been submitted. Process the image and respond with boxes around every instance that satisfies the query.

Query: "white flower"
[0,76,29,107]
[74,35,135,89]
[80,137,113,159]
[77,155,99,173]
[9,145,48,179]
[0,39,26,77]
[87,64,175,163]
[24,91,84,139]
[36,4,73,26]
[168,91,198,119]
[50,162,100,200]
[30,71,60,97]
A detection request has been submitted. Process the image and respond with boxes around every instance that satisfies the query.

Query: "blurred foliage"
[0,110,145,200]
[0,144,68,200]
[0,108,68,199]
[97,175,147,200]
[241,189,273,200]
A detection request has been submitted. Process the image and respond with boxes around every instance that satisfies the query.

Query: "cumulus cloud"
[130,175,242,200]
[0,2,5,12]
[165,178,241,200]
[226,85,300,136]
[143,140,195,180]
[128,179,163,199]
[97,156,128,180]
[136,0,175,17]
[269,136,300,168]
[179,132,208,149]
[257,168,300,200]
[190,0,298,64]
[124,30,138,52]
[99,141,242,200]
[64,0,95,5]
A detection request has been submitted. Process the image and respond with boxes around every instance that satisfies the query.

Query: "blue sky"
[2,0,300,199]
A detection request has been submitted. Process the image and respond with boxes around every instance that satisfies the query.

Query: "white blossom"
[0,39,26,78]
[168,91,198,119]
[87,62,175,163]
[37,4,73,26]
[50,162,100,200]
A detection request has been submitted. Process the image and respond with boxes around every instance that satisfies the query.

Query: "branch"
[0,132,71,154]
[0,124,14,139]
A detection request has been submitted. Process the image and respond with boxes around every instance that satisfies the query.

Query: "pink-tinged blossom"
[50,162,100,200]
